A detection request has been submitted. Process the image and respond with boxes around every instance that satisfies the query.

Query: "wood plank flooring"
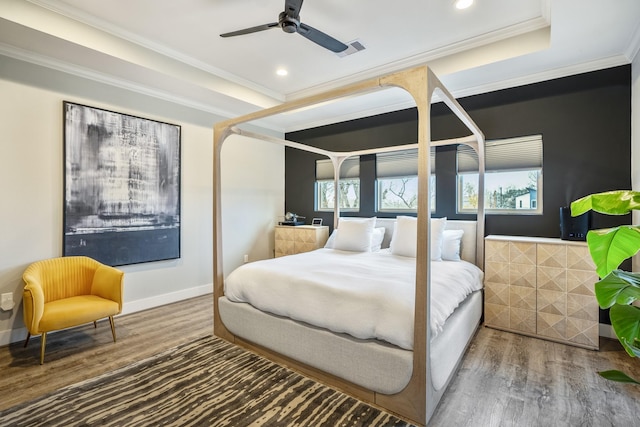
[1,295,638,426]
[0,295,213,411]
[430,327,640,426]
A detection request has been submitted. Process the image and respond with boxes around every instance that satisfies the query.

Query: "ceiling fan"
[220,0,348,53]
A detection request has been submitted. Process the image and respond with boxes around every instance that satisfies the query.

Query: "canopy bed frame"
[213,66,485,426]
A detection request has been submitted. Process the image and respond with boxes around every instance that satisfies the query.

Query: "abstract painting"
[63,102,181,266]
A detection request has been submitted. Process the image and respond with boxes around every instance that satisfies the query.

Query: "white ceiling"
[1,0,639,132]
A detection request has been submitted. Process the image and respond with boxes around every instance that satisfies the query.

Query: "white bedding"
[224,248,483,350]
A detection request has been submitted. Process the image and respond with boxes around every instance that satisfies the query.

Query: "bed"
[213,66,486,426]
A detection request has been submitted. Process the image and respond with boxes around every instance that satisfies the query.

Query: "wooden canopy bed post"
[213,65,485,427]
[330,155,349,228]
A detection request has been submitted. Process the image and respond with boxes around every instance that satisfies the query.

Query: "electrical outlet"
[243,254,249,263]
[0,293,14,311]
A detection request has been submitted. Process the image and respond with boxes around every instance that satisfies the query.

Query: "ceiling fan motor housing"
[279,11,300,33]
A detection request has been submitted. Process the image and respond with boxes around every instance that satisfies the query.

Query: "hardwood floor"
[1,295,639,426]
[0,295,213,411]
[431,328,640,426]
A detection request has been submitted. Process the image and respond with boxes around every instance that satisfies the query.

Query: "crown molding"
[0,43,284,133]
[283,54,630,133]
[450,55,631,101]
[625,20,640,62]
[287,15,550,101]
[283,98,416,133]
[26,0,285,102]
[0,43,224,117]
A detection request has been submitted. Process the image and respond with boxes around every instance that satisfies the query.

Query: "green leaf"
[598,370,640,384]
[586,227,640,278]
[594,271,640,308]
[571,190,640,216]
[610,304,640,357]
[619,337,640,358]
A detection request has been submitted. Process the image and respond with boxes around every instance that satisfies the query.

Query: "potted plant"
[571,190,640,384]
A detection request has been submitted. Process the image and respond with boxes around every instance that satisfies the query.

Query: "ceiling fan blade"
[298,23,348,53]
[284,0,303,18]
[220,23,279,38]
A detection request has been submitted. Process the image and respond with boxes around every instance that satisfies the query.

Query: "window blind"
[376,148,435,178]
[316,157,360,180]
[457,135,543,173]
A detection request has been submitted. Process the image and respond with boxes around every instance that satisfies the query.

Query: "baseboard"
[120,283,213,316]
[0,283,213,347]
[0,326,28,348]
[599,323,617,340]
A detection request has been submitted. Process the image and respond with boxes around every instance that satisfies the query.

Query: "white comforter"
[224,248,483,350]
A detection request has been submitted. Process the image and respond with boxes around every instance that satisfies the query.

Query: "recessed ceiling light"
[454,0,473,10]
[276,68,288,76]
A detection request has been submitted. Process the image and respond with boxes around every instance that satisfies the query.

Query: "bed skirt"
[218,290,482,395]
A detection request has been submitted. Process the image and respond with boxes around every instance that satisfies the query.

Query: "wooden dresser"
[484,235,599,349]
[274,225,329,257]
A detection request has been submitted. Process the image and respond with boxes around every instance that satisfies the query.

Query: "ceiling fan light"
[455,0,473,10]
[282,22,297,33]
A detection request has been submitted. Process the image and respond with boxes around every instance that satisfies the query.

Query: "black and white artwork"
[63,102,181,266]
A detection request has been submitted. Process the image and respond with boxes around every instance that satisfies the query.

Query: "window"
[315,157,360,211]
[457,135,543,214]
[376,148,435,212]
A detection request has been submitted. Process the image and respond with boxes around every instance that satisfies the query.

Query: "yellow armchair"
[22,256,124,364]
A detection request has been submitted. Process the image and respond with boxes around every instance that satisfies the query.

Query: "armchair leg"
[109,316,117,343]
[24,333,31,348]
[40,332,47,365]
[93,321,97,328]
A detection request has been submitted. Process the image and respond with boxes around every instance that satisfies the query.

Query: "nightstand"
[274,225,329,257]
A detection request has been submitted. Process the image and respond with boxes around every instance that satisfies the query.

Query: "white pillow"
[389,216,447,260]
[442,229,464,261]
[389,216,418,257]
[324,230,337,248]
[370,227,385,252]
[333,217,376,252]
[324,223,384,252]
[430,217,447,261]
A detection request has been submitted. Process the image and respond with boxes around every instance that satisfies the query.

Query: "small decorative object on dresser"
[484,235,599,350]
[274,225,329,257]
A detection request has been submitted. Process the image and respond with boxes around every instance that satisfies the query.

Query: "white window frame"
[375,148,435,213]
[315,157,360,212]
[457,135,543,215]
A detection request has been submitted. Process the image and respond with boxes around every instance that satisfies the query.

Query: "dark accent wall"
[285,66,632,239]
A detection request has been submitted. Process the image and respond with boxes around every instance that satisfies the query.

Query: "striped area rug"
[1,336,414,426]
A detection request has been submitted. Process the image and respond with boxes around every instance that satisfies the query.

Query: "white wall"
[0,58,284,345]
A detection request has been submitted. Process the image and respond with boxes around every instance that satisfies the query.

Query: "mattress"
[224,248,484,350]
[218,290,482,394]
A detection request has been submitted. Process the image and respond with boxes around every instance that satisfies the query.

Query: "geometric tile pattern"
[509,263,536,288]
[485,262,509,284]
[537,243,566,268]
[510,308,536,333]
[567,269,598,296]
[537,312,566,340]
[485,240,509,263]
[510,286,536,310]
[485,302,509,328]
[567,293,599,321]
[510,242,536,265]
[484,236,599,349]
[566,317,599,348]
[537,289,566,316]
[537,266,566,292]
[275,225,329,257]
[567,245,595,271]
[485,282,509,306]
